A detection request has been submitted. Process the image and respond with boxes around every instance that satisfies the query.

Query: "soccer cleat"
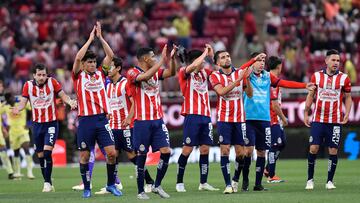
[72,183,93,191]
[137,192,150,200]
[106,185,123,196]
[198,183,220,191]
[305,179,314,190]
[144,184,153,193]
[231,180,238,193]
[116,182,123,190]
[8,173,14,180]
[152,186,170,198]
[242,180,249,191]
[223,185,233,194]
[325,181,336,190]
[27,172,35,180]
[42,182,55,192]
[82,189,91,198]
[263,169,269,178]
[253,185,268,191]
[267,175,285,183]
[176,183,186,192]
[13,173,24,178]
[94,187,109,195]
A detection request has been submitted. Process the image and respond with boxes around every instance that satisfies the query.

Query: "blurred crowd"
[244,0,360,84]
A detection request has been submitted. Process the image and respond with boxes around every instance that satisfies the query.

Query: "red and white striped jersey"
[127,67,164,121]
[22,77,62,123]
[179,67,212,117]
[270,86,282,125]
[106,76,133,129]
[209,68,246,122]
[72,68,110,117]
[311,69,351,124]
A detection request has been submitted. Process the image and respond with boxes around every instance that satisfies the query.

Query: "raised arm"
[162,44,178,79]
[96,21,114,68]
[136,45,167,82]
[73,26,96,75]
[185,44,210,74]
[58,90,77,110]
[304,90,315,127]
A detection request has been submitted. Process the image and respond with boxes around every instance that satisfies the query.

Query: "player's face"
[217,52,232,69]
[144,51,156,67]
[253,57,265,74]
[326,54,340,72]
[108,62,121,77]
[33,69,48,85]
[83,58,97,73]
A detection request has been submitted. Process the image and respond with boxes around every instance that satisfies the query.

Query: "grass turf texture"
[1,159,359,203]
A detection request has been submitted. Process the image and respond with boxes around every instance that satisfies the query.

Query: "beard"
[222,64,232,69]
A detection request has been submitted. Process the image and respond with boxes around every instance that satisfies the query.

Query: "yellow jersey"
[2,103,31,136]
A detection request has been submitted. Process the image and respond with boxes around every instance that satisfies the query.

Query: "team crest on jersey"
[141,78,159,96]
[185,137,191,144]
[81,142,87,149]
[244,138,249,145]
[191,73,208,94]
[84,74,103,92]
[139,144,145,152]
[277,137,282,144]
[309,136,313,143]
[90,76,96,83]
[219,135,223,143]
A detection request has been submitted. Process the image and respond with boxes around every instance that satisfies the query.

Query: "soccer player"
[127,44,177,199]
[304,49,352,190]
[12,63,77,192]
[0,84,14,180]
[176,44,220,193]
[94,56,155,195]
[242,52,314,191]
[72,22,121,198]
[264,56,287,183]
[3,92,34,179]
[209,51,263,193]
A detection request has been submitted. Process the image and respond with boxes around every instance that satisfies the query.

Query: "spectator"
[211,36,226,52]
[264,7,281,36]
[173,12,191,49]
[323,0,340,20]
[324,16,344,51]
[193,0,207,37]
[264,36,280,57]
[301,0,316,20]
[344,53,358,84]
[247,35,264,55]
[244,7,257,43]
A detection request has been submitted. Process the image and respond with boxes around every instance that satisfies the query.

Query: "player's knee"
[106,150,116,160]
[220,145,230,156]
[235,145,245,157]
[79,151,90,163]
[199,145,209,154]
[309,145,319,154]
[182,146,193,156]
[328,148,338,155]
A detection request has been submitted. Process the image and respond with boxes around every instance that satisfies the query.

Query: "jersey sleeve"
[22,82,29,98]
[179,66,189,79]
[343,76,351,93]
[127,68,141,84]
[239,58,255,70]
[51,78,63,94]
[270,73,281,87]
[270,87,278,100]
[209,73,221,88]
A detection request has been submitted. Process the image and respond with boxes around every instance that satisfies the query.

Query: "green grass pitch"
[1,159,359,203]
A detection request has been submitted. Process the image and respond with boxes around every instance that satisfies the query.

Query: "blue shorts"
[77,114,115,151]
[133,119,170,153]
[217,122,246,146]
[270,124,286,148]
[310,122,342,148]
[245,120,271,150]
[32,121,59,153]
[113,128,134,152]
[183,114,213,146]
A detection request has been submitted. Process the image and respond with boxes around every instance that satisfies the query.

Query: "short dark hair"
[326,49,339,56]
[81,50,97,62]
[136,47,153,60]
[187,50,203,63]
[32,63,47,74]
[250,52,260,59]
[113,57,123,68]
[214,50,227,64]
[268,56,282,70]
